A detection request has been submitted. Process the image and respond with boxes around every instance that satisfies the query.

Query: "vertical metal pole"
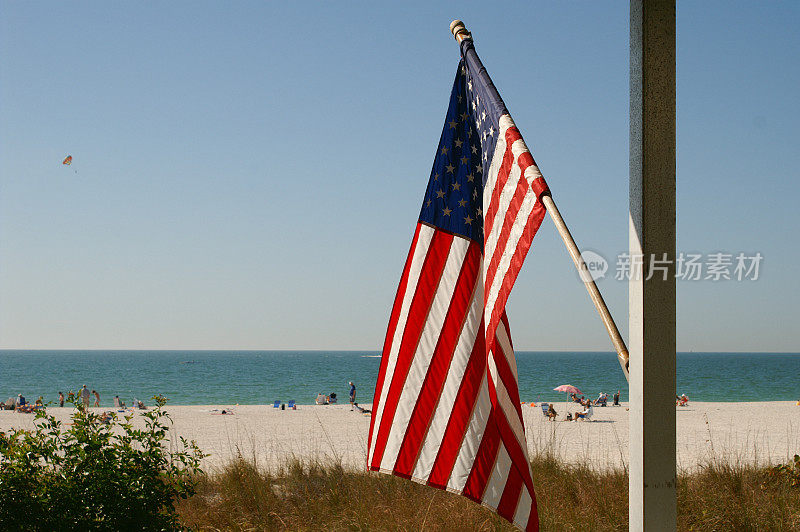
[629,0,676,530]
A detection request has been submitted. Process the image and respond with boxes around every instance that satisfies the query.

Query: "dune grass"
[176,454,800,531]
[678,459,800,531]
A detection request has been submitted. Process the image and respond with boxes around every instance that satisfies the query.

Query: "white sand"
[1,402,797,473]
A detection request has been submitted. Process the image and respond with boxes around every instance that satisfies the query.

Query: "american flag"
[367,39,549,531]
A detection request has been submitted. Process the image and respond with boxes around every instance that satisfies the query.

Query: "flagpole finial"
[450,20,472,42]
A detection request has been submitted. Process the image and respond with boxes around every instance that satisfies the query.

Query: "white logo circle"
[578,250,608,282]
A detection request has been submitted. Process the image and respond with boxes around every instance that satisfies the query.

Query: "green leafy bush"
[0,396,204,531]
[771,454,800,488]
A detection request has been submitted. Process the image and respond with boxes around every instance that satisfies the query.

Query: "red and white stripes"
[367,219,539,530]
[483,114,548,352]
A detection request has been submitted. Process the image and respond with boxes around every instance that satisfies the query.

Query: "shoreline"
[3,399,795,408]
[2,401,797,473]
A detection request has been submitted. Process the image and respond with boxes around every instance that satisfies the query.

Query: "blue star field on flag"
[418,59,506,245]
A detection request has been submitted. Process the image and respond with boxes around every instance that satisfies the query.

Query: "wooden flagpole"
[540,195,630,380]
[450,20,630,382]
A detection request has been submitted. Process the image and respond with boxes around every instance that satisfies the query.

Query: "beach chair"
[273,400,281,408]
[287,400,295,409]
[540,403,549,417]
[576,406,595,421]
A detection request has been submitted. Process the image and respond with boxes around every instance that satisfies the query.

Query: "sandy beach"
[2,401,797,473]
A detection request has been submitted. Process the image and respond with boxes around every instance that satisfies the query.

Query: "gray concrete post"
[629,0,676,530]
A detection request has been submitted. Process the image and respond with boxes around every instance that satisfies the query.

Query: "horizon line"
[1,348,798,355]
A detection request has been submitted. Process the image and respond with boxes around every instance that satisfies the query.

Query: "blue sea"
[1,351,798,407]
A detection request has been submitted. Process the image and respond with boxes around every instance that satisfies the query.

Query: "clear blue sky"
[1,2,798,351]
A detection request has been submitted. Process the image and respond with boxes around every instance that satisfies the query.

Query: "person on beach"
[349,382,356,410]
[58,391,65,407]
[574,403,593,421]
[547,403,557,421]
[80,385,90,407]
[354,403,371,415]
[613,390,620,406]
[594,393,608,406]
[92,390,100,407]
[67,390,75,403]
[15,394,34,413]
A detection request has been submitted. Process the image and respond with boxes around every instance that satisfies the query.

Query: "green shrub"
[770,454,800,488]
[0,396,204,531]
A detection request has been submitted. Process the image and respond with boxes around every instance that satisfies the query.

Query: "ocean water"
[1,350,798,407]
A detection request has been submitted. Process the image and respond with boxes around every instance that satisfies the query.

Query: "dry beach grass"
[170,401,799,530]
[176,453,800,531]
